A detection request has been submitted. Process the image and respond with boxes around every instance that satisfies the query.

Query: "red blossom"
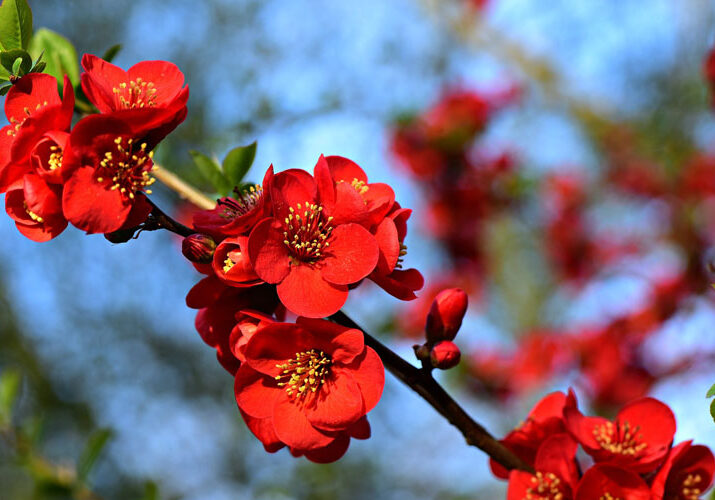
[248,158,379,317]
[574,464,651,500]
[564,397,676,474]
[5,175,67,242]
[507,434,579,500]
[429,340,461,369]
[212,235,262,287]
[425,287,468,342]
[651,440,715,500]
[192,166,273,239]
[81,54,188,147]
[234,318,384,461]
[491,390,578,479]
[61,114,157,234]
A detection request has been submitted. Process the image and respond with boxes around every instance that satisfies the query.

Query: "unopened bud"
[413,343,431,363]
[182,233,216,264]
[425,288,468,342]
[430,340,461,370]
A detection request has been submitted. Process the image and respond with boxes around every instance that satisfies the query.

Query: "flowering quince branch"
[329,310,533,473]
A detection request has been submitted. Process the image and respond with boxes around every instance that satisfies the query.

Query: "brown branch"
[329,310,533,473]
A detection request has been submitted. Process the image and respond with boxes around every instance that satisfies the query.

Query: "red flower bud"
[182,233,216,264]
[430,340,461,370]
[425,288,468,342]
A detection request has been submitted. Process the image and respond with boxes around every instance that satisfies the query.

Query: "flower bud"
[413,343,431,363]
[425,288,468,342]
[430,340,461,370]
[182,233,216,264]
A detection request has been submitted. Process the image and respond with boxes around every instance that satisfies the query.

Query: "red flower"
[81,54,188,146]
[507,434,579,500]
[248,159,379,317]
[193,166,273,240]
[0,74,74,192]
[212,235,262,287]
[369,203,424,300]
[234,318,384,460]
[565,397,676,473]
[574,464,651,500]
[491,390,578,479]
[651,440,715,500]
[5,175,67,242]
[62,115,158,234]
[425,287,468,342]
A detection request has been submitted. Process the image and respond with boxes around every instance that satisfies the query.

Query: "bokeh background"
[2,0,715,498]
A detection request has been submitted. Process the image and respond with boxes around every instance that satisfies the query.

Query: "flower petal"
[277,264,348,318]
[305,372,364,432]
[248,218,291,284]
[272,395,335,450]
[321,223,379,285]
[234,365,279,419]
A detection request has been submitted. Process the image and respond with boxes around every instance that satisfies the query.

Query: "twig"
[153,165,217,210]
[329,310,533,473]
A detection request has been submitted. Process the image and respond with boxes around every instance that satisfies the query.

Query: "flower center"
[6,101,49,137]
[48,146,63,171]
[23,202,44,223]
[396,243,408,268]
[112,78,158,109]
[680,473,703,500]
[524,471,564,500]
[223,257,235,273]
[275,349,331,398]
[282,202,333,262]
[599,494,621,500]
[350,178,369,195]
[593,420,646,456]
[217,185,263,220]
[95,137,156,199]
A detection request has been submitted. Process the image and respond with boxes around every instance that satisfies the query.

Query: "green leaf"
[101,44,121,63]
[140,481,159,500]
[0,80,11,95]
[711,398,715,425]
[0,47,30,74]
[27,28,79,87]
[77,428,114,482]
[0,369,21,424]
[190,150,231,196]
[708,383,715,399]
[223,141,257,188]
[0,0,32,50]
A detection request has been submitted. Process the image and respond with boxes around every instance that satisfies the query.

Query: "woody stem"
[330,310,533,474]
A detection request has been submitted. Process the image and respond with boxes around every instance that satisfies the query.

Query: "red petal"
[340,348,384,413]
[238,408,284,453]
[277,264,349,318]
[295,317,365,364]
[349,416,371,440]
[244,322,312,377]
[314,155,335,211]
[234,365,279,419]
[325,155,367,183]
[563,407,606,453]
[272,395,335,450]
[534,433,579,491]
[81,54,128,113]
[5,73,62,123]
[506,470,539,500]
[373,218,400,275]
[270,169,317,220]
[321,224,379,285]
[617,397,676,449]
[63,166,131,234]
[248,218,291,283]
[186,275,226,309]
[301,434,350,463]
[370,268,424,300]
[574,464,650,500]
[305,372,364,432]
[128,60,185,105]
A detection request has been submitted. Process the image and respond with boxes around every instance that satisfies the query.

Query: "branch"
[153,166,217,210]
[329,310,533,473]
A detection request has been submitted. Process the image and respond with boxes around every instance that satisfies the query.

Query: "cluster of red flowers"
[0,55,188,240]
[494,390,715,499]
[184,155,423,461]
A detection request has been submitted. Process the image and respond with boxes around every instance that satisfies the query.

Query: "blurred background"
[1,0,715,498]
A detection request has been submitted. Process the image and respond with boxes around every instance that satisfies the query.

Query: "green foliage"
[101,43,121,63]
[0,368,21,425]
[190,141,258,197]
[0,0,32,51]
[77,428,114,482]
[0,46,30,74]
[223,141,257,187]
[708,383,715,424]
[28,28,80,87]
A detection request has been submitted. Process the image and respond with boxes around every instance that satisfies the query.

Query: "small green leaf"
[0,369,21,423]
[0,0,32,50]
[0,80,11,95]
[140,481,159,500]
[711,398,715,425]
[30,59,44,73]
[27,28,80,87]
[708,383,715,399]
[223,141,257,188]
[101,44,121,63]
[190,150,231,196]
[0,47,30,74]
[77,428,114,482]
